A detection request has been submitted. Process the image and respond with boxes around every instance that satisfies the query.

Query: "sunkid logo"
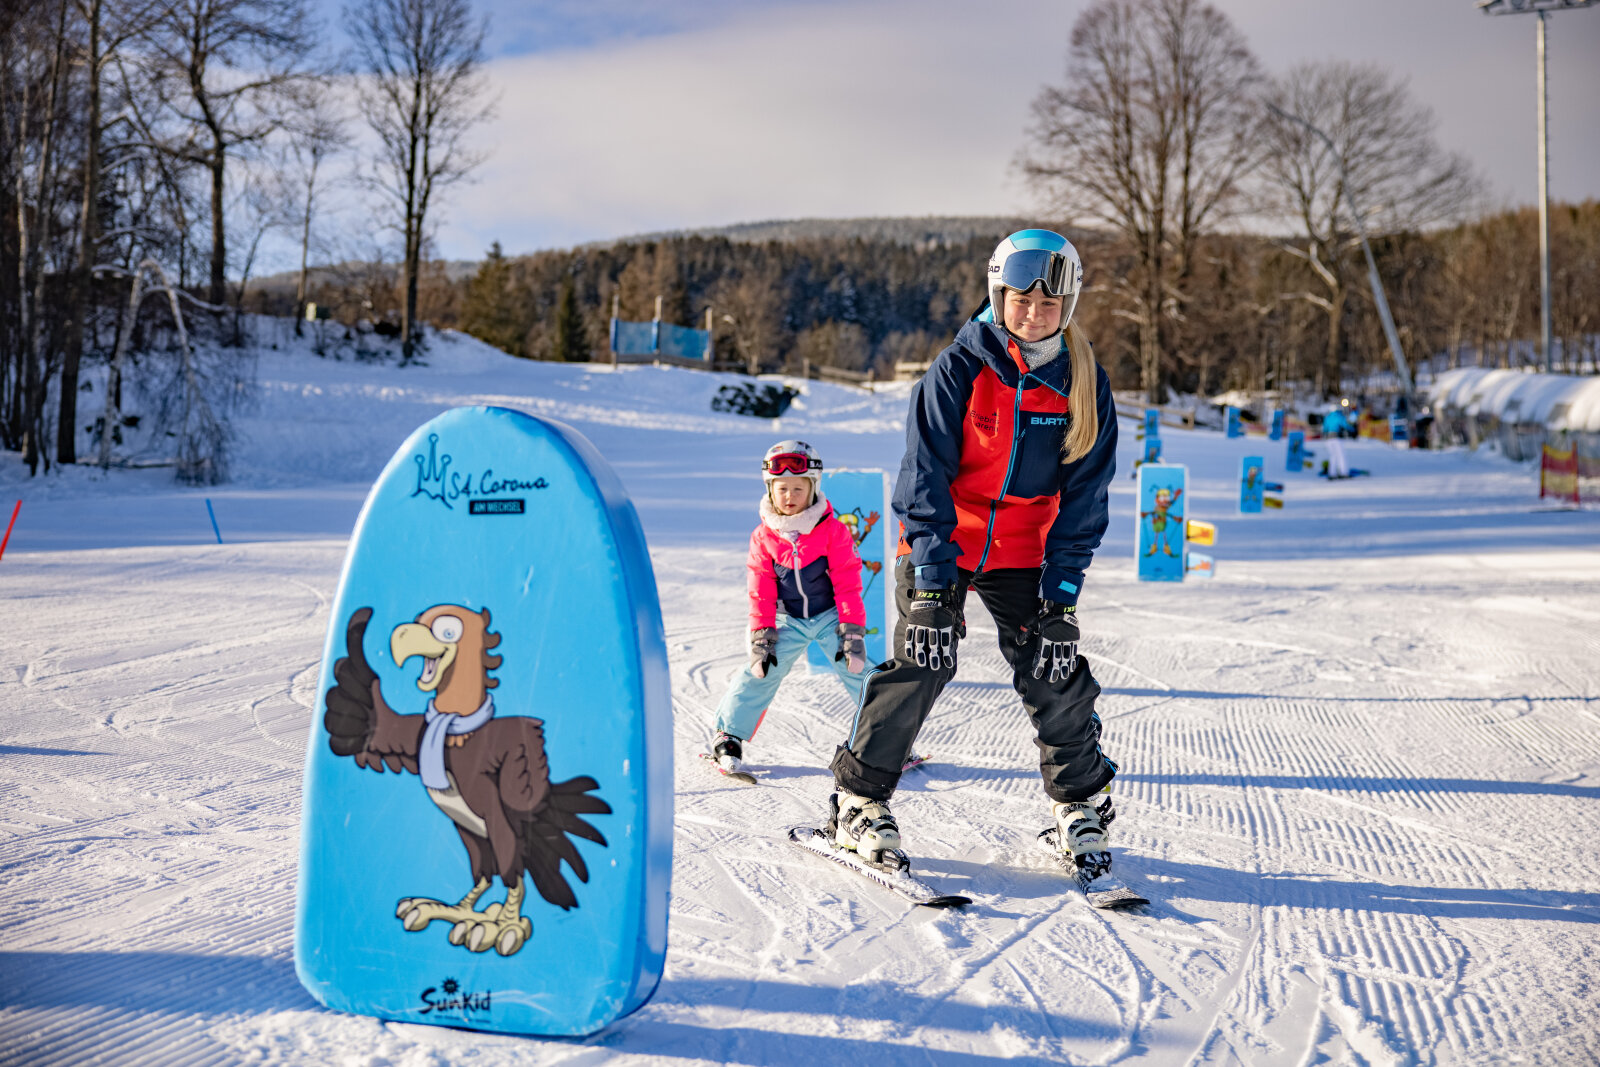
[412,433,549,510]
[1029,415,1069,427]
[419,975,491,1016]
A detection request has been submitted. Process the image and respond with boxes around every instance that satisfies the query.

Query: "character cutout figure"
[836,507,882,595]
[1142,486,1184,558]
[322,605,610,958]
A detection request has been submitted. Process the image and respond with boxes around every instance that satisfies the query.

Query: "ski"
[1037,828,1149,910]
[901,753,930,772]
[787,826,971,909]
[699,751,757,785]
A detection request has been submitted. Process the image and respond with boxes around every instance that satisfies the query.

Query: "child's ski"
[901,753,930,772]
[1037,828,1149,910]
[787,826,970,909]
[699,751,757,785]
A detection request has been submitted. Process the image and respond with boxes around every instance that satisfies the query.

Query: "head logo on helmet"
[988,229,1083,334]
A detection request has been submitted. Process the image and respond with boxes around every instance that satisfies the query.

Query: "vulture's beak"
[391,623,458,693]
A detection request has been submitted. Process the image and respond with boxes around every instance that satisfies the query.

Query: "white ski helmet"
[987,229,1083,333]
[762,439,823,495]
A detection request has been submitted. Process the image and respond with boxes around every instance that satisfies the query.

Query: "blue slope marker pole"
[205,498,222,544]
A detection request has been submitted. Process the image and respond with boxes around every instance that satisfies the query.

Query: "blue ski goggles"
[998,248,1076,297]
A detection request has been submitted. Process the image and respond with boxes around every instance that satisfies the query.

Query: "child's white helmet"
[762,440,823,491]
[987,229,1083,332]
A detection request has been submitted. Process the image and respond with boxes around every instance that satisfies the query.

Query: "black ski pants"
[831,558,1117,804]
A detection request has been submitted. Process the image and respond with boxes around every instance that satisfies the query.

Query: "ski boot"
[1047,786,1115,882]
[828,790,907,872]
[711,731,744,775]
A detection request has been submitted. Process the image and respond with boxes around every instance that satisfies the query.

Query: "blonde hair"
[1060,318,1100,463]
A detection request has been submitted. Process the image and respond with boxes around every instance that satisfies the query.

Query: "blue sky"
[305,0,1600,265]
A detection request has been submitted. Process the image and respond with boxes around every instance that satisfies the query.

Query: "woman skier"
[710,441,894,779]
[824,229,1125,896]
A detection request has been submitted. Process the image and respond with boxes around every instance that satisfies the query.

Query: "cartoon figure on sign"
[322,605,610,958]
[837,508,882,594]
[1142,487,1183,558]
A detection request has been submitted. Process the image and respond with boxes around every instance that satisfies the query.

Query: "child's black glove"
[1022,601,1078,683]
[749,627,779,678]
[834,623,867,674]
[905,587,961,671]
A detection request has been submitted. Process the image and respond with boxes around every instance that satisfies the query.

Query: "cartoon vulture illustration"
[323,605,610,957]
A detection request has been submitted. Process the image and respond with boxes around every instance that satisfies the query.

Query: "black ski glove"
[1023,601,1079,683]
[905,587,962,671]
[835,623,867,674]
[749,627,778,678]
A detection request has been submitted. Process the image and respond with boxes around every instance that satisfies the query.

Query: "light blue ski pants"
[714,608,866,741]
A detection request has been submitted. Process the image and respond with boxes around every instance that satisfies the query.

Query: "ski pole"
[0,500,19,561]
[205,498,222,544]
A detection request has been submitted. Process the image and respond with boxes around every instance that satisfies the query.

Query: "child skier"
[823,229,1130,901]
[710,440,891,778]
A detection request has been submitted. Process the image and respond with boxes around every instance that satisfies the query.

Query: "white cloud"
[439,0,1083,256]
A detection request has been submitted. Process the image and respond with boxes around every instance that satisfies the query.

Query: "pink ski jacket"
[746,493,867,631]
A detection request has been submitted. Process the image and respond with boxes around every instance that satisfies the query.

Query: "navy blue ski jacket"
[893,318,1117,606]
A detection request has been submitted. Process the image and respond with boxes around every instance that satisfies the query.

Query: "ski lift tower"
[1478,0,1599,374]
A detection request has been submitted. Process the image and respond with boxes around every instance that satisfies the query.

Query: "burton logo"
[419,976,492,1016]
[411,434,548,511]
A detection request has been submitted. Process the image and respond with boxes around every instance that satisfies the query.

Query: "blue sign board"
[1136,464,1187,582]
[1143,408,1161,439]
[297,407,672,1037]
[1240,456,1265,514]
[1287,431,1309,472]
[806,470,893,673]
[1225,406,1243,438]
[1269,410,1285,441]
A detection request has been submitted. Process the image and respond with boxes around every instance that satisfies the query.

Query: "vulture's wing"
[323,607,423,774]
[518,775,611,911]
[496,717,552,814]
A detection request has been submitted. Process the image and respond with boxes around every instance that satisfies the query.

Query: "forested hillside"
[266,204,1600,400]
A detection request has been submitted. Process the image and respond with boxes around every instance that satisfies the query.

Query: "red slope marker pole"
[0,501,20,561]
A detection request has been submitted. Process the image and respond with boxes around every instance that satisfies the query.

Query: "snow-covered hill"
[3,328,1599,1066]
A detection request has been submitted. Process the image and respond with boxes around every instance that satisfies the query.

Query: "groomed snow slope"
[3,328,1600,1067]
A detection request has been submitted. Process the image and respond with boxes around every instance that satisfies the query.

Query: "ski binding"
[1037,828,1149,910]
[788,826,970,909]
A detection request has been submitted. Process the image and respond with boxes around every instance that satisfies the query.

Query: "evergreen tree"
[461,241,527,356]
[553,275,590,363]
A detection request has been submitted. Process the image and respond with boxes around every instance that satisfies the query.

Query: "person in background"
[710,441,916,779]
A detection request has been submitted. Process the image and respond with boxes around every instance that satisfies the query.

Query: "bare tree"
[284,94,347,335]
[347,0,492,364]
[57,0,167,464]
[1261,60,1480,396]
[6,0,74,473]
[138,0,319,311]
[1023,0,1263,401]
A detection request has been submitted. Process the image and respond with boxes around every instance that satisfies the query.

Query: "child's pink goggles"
[763,452,820,476]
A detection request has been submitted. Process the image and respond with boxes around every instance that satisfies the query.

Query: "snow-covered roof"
[1428,367,1600,432]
